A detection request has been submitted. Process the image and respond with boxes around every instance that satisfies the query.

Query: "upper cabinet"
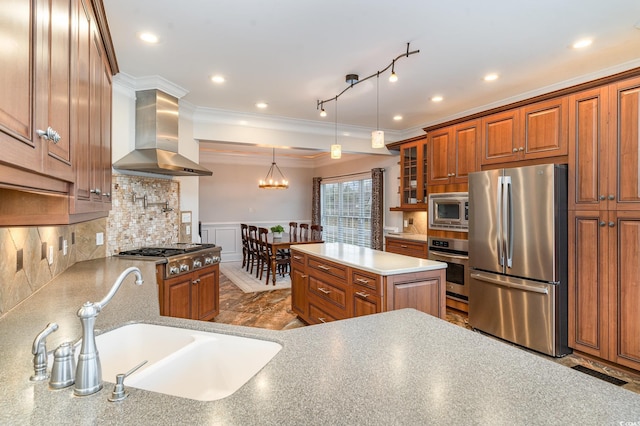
[427,120,478,185]
[0,0,116,225]
[0,0,74,184]
[480,98,567,165]
[399,137,427,208]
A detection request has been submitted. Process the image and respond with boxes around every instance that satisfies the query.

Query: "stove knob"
[193,259,202,268]
[212,256,220,263]
[204,257,212,265]
[180,263,190,272]
[169,266,179,275]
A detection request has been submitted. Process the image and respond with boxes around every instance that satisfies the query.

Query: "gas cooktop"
[118,243,217,258]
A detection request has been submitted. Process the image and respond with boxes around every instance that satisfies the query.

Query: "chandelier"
[259,148,289,189]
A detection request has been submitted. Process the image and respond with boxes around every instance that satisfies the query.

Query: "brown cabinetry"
[0,0,73,183]
[399,138,427,208]
[291,248,446,325]
[480,98,567,165]
[159,264,220,321]
[427,120,478,185]
[385,237,427,259]
[568,76,640,372]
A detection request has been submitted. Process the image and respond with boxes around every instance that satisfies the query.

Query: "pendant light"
[258,148,289,189]
[371,72,385,148]
[331,98,341,159]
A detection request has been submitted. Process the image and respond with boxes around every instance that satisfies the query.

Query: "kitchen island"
[290,243,447,323]
[2,257,640,425]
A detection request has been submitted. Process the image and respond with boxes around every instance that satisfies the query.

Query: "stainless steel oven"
[427,237,469,302]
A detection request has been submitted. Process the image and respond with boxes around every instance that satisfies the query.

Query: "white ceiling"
[103,0,640,153]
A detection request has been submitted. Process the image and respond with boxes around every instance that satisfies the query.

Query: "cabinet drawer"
[291,252,306,266]
[352,270,382,295]
[309,302,341,324]
[308,256,348,281]
[353,291,381,317]
[385,238,427,258]
[309,275,348,311]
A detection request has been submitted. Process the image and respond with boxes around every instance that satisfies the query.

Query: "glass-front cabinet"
[399,138,427,208]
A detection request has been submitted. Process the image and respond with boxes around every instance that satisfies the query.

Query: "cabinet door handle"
[355,278,370,285]
[293,255,303,260]
[599,221,606,227]
[36,126,61,143]
[192,278,200,285]
[318,318,327,323]
[599,195,606,200]
[512,148,518,153]
[301,274,308,278]
[317,265,331,271]
[608,195,615,200]
[400,245,408,248]
[608,222,615,228]
[90,188,101,196]
[318,287,331,294]
[518,147,524,151]
[102,193,111,198]
[355,291,370,298]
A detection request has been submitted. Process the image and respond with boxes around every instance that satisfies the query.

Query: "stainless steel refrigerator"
[468,164,570,357]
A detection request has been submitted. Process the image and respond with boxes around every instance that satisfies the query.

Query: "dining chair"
[311,224,323,240]
[258,227,290,285]
[240,223,250,269]
[289,222,298,241]
[248,225,260,276]
[299,223,309,240]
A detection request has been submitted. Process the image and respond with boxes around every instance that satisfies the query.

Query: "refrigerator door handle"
[470,272,549,294]
[497,176,504,266]
[505,176,513,268]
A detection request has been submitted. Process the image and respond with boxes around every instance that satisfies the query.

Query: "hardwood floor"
[215,271,640,394]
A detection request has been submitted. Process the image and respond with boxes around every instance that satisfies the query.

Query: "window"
[321,174,372,248]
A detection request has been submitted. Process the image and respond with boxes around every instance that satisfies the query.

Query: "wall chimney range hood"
[113,89,212,176]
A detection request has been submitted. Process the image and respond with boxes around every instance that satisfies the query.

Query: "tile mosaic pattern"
[0,219,106,316]
[106,174,180,255]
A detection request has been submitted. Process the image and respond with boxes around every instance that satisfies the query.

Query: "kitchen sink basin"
[94,323,282,401]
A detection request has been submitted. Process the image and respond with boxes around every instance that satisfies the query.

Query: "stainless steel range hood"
[113,89,212,176]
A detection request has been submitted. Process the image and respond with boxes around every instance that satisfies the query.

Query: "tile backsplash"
[0,219,106,316]
[106,174,180,255]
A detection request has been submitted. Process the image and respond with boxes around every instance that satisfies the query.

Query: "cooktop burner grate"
[118,244,217,257]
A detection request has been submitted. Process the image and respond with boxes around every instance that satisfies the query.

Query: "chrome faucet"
[30,322,59,381]
[74,267,143,396]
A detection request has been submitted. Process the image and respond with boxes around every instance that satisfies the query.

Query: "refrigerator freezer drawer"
[469,272,559,356]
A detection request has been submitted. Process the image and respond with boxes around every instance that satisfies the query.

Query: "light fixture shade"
[331,144,342,159]
[372,130,385,148]
[389,72,398,83]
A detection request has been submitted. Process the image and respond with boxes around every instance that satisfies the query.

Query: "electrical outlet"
[48,246,54,265]
[408,218,414,225]
[16,249,23,272]
[63,240,68,256]
[96,232,104,246]
[186,225,191,235]
[403,220,408,228]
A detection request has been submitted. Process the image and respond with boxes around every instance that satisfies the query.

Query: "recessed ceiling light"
[572,38,593,49]
[256,102,268,109]
[431,96,443,102]
[393,115,403,121]
[484,73,499,82]
[138,32,159,44]
[211,75,225,84]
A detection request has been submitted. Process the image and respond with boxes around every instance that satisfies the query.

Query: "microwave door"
[469,169,504,274]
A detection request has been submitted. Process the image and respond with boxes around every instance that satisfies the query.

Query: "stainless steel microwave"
[428,192,469,232]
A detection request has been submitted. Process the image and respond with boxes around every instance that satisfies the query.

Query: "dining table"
[267,232,323,285]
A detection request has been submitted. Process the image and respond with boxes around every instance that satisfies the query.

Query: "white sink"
[95,323,282,401]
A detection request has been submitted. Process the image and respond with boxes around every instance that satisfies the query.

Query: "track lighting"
[320,107,327,117]
[316,43,419,152]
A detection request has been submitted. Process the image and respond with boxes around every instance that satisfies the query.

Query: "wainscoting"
[200,221,310,263]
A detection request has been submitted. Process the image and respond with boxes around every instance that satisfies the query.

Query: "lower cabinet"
[157,264,220,321]
[291,251,445,325]
[569,211,640,372]
[385,237,427,258]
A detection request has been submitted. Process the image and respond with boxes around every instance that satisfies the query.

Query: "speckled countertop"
[2,257,640,425]
[292,242,444,275]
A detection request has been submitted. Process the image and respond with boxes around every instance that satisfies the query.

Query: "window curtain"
[312,177,322,225]
[371,168,384,250]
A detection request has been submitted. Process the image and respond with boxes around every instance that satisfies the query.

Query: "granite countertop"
[2,257,640,425]
[292,242,444,275]
[385,232,428,242]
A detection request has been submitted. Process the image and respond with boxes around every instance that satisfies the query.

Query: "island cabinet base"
[291,251,446,325]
